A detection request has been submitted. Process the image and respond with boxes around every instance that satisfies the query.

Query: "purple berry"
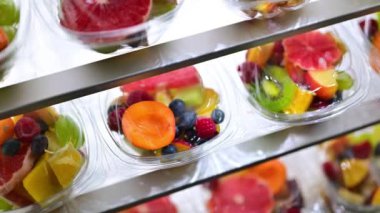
[31,135,48,157]
[270,40,284,65]
[359,19,379,39]
[107,108,126,132]
[237,62,262,84]
[126,90,153,107]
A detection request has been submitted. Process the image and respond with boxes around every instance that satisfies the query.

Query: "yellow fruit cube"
[23,154,62,203]
[284,88,313,114]
[246,43,275,68]
[341,159,369,188]
[371,187,380,206]
[48,144,84,188]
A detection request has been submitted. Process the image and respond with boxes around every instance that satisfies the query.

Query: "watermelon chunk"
[283,31,343,71]
[121,197,177,213]
[208,176,274,213]
[0,145,36,196]
[121,66,202,94]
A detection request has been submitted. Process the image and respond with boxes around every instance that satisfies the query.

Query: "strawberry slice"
[0,145,36,196]
[121,66,202,94]
[121,197,177,213]
[283,31,343,71]
[61,0,152,32]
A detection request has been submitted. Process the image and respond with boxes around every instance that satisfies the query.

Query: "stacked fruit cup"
[228,0,308,19]
[358,13,380,74]
[236,27,368,124]
[0,104,87,211]
[101,66,229,166]
[35,0,183,53]
[0,0,21,79]
[321,124,380,212]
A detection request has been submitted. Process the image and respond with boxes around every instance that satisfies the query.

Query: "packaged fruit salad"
[236,26,369,124]
[0,103,88,211]
[99,66,231,168]
[35,0,183,53]
[320,123,380,212]
[358,13,380,75]
[227,0,308,19]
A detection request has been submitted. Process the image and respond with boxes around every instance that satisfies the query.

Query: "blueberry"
[333,91,343,103]
[36,119,49,134]
[127,31,148,48]
[162,144,177,155]
[193,138,207,146]
[184,129,198,144]
[211,109,225,124]
[31,135,48,156]
[169,99,186,117]
[177,111,196,130]
[374,143,380,156]
[2,139,21,156]
[338,148,354,160]
[175,126,180,138]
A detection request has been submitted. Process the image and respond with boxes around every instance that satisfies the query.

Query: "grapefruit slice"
[0,144,36,195]
[283,31,343,71]
[122,101,175,150]
[120,66,202,94]
[208,176,274,213]
[61,0,153,32]
[121,197,177,213]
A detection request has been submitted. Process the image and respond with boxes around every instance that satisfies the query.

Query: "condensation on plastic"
[3,101,101,213]
[117,147,329,213]
[226,0,310,19]
[220,24,370,125]
[0,0,29,80]
[33,0,184,52]
[319,124,380,213]
[96,63,236,169]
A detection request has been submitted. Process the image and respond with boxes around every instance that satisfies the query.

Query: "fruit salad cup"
[0,103,88,211]
[236,26,369,124]
[227,0,308,19]
[0,0,28,79]
[358,13,380,75]
[99,66,231,168]
[320,124,380,212]
[35,0,183,53]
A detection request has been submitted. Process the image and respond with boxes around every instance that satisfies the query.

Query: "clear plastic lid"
[34,0,183,53]
[0,102,90,212]
[320,123,380,212]
[97,64,235,169]
[230,25,370,125]
[226,0,309,19]
[0,0,29,78]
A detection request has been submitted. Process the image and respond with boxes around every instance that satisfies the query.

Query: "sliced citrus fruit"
[283,31,343,70]
[122,101,175,150]
[23,153,62,203]
[284,87,313,114]
[0,118,14,145]
[195,88,220,116]
[121,196,177,213]
[246,43,275,68]
[48,143,84,188]
[340,159,369,188]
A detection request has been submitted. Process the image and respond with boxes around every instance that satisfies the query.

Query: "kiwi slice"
[252,66,297,112]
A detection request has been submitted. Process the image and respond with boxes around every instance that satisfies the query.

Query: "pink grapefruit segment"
[61,0,153,32]
[121,196,177,213]
[121,66,202,93]
[208,176,274,213]
[283,31,343,71]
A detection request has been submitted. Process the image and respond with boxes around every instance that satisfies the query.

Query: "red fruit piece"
[121,196,177,213]
[0,28,9,51]
[126,90,154,107]
[121,66,202,94]
[270,40,284,65]
[359,19,379,39]
[208,175,274,213]
[172,139,192,152]
[352,141,372,159]
[14,117,41,143]
[0,145,36,195]
[195,118,217,140]
[284,60,304,85]
[237,62,262,84]
[322,161,341,183]
[60,0,152,32]
[283,31,343,70]
[107,107,126,132]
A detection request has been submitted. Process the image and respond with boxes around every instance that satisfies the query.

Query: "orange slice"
[0,118,14,145]
[122,101,175,150]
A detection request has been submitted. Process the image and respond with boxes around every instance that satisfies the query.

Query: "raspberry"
[126,90,153,107]
[195,118,217,139]
[237,62,262,84]
[359,19,378,39]
[14,117,41,143]
[107,108,126,132]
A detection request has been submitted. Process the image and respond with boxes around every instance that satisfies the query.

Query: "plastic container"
[0,102,91,212]
[34,0,183,53]
[229,25,370,125]
[0,0,29,79]
[226,0,309,19]
[97,64,234,169]
[320,124,380,213]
